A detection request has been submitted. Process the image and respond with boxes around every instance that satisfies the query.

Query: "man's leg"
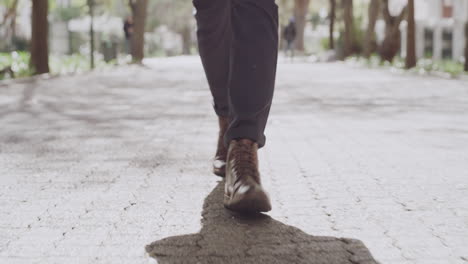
[193,0,231,117]
[286,41,292,57]
[225,0,279,148]
[193,0,231,176]
[223,0,278,213]
[194,0,279,213]
[291,39,295,59]
[194,0,278,149]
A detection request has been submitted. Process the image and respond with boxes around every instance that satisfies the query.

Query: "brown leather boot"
[224,139,272,213]
[213,116,229,177]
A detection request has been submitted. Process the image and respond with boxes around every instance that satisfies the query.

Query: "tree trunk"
[88,0,95,69]
[405,0,416,69]
[1,0,18,50]
[181,26,191,55]
[465,22,468,71]
[342,0,354,58]
[329,0,336,50]
[278,0,287,50]
[294,0,310,52]
[130,0,148,63]
[364,0,380,58]
[11,0,18,40]
[379,0,407,62]
[380,27,402,62]
[30,0,49,74]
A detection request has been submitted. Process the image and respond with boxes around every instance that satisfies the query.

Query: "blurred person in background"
[193,0,279,213]
[123,16,134,54]
[283,17,297,59]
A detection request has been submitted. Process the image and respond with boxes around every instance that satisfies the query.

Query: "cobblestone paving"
[146,181,378,264]
[1,57,467,264]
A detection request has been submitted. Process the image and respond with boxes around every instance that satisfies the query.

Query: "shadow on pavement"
[146,181,379,264]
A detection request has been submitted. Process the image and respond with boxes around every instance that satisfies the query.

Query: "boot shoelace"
[231,141,259,185]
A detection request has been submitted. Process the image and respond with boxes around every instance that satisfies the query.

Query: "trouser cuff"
[224,120,266,149]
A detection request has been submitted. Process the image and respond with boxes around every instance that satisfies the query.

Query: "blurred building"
[401,0,468,61]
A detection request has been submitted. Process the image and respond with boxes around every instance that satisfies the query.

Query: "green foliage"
[52,6,84,21]
[309,12,322,29]
[52,53,119,74]
[0,0,17,7]
[424,51,433,58]
[351,15,365,55]
[346,55,467,78]
[335,7,366,58]
[48,0,124,21]
[0,52,32,80]
[320,37,330,50]
[417,59,465,77]
[0,52,120,80]
[49,54,91,74]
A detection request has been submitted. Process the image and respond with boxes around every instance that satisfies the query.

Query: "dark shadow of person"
[146,181,379,264]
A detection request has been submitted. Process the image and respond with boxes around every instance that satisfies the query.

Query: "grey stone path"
[1,57,467,264]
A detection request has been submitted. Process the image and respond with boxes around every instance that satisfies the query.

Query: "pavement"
[0,56,467,264]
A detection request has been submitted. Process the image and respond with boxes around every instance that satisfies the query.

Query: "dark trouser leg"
[193,0,231,117]
[226,0,278,148]
[194,0,278,148]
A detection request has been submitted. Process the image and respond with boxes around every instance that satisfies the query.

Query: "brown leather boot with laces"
[213,116,229,177]
[224,139,271,213]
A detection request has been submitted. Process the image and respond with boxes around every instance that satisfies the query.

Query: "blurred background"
[0,0,467,80]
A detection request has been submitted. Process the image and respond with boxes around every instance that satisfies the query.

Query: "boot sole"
[224,185,272,213]
[213,167,226,177]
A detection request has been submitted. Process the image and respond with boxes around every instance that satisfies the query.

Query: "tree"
[405,0,416,69]
[379,0,407,62]
[88,0,95,69]
[294,0,310,52]
[465,22,468,71]
[181,25,191,55]
[342,0,354,58]
[363,0,380,58]
[30,0,49,74]
[0,0,19,50]
[129,0,148,63]
[329,0,336,50]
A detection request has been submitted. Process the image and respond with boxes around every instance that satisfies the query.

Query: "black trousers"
[193,0,279,148]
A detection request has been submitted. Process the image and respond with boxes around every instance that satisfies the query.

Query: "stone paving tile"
[1,57,468,263]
